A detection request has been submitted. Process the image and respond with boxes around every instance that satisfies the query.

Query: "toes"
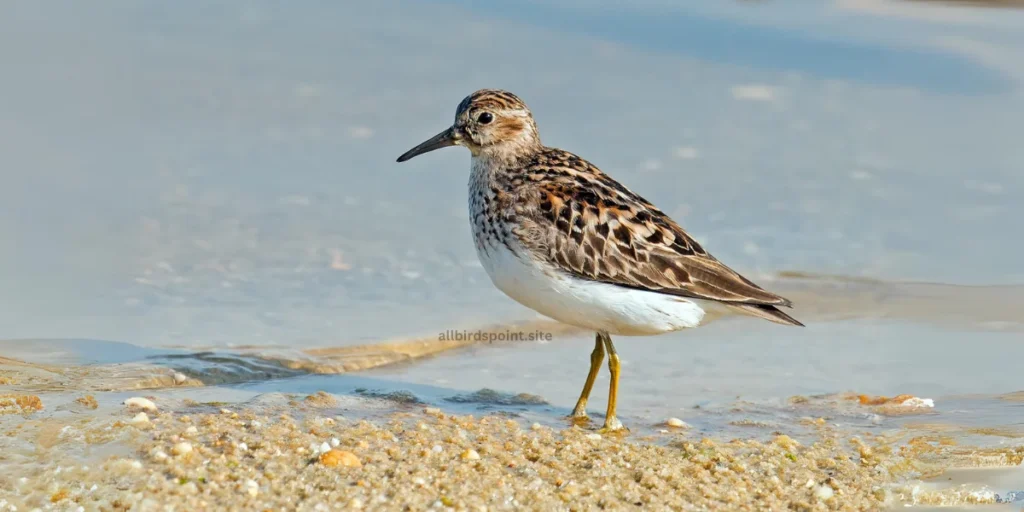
[600,417,626,433]
[569,412,590,425]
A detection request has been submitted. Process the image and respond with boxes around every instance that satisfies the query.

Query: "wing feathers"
[510,148,801,321]
[727,304,805,326]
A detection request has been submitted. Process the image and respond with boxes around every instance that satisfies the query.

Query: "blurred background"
[2,0,1022,345]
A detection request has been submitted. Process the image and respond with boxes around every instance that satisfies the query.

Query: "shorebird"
[397,90,803,432]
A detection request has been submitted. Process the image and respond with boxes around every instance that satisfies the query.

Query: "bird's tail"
[727,304,804,327]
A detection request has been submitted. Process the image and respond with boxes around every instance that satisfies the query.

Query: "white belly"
[476,242,706,336]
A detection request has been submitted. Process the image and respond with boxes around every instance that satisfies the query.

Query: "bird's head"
[397,89,541,163]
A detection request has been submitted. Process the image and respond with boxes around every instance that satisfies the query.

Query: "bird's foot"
[570,399,589,418]
[598,416,628,435]
[569,405,591,425]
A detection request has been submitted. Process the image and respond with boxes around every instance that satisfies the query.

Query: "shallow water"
[2,0,1024,345]
[2,0,1023,502]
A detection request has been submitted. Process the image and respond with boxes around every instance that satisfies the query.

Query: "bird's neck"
[472,143,543,178]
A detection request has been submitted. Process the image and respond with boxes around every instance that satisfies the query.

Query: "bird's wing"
[509,150,800,323]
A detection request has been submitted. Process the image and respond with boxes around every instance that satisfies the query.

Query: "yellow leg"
[570,334,605,419]
[601,333,625,432]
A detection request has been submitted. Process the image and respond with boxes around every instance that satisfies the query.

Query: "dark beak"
[396,127,460,162]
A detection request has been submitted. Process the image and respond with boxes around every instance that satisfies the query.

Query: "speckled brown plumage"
[398,89,803,431]
[455,90,802,326]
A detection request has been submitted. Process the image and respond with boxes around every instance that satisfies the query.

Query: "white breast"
[474,240,706,336]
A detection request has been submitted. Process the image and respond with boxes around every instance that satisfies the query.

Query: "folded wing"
[510,151,802,326]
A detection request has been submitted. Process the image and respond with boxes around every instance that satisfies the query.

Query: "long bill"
[396,127,460,162]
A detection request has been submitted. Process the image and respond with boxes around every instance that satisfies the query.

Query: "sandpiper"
[397,89,803,432]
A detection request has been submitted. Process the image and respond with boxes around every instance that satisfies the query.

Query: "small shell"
[124,397,157,412]
[665,417,689,428]
[171,442,193,457]
[814,484,834,501]
[900,397,935,408]
[319,449,361,468]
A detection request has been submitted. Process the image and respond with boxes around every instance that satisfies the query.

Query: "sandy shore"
[2,389,1022,511]
[2,335,1024,510]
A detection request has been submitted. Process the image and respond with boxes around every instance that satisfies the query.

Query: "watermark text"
[438,329,554,343]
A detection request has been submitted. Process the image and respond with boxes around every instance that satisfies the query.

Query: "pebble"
[244,479,258,497]
[330,437,340,447]
[171,442,193,457]
[319,442,332,454]
[173,372,187,385]
[814,484,834,501]
[665,417,689,428]
[319,449,361,468]
[185,426,199,435]
[585,433,602,441]
[238,442,248,452]
[424,407,441,415]
[461,449,481,460]
[124,397,157,412]
[130,412,151,425]
[220,408,232,415]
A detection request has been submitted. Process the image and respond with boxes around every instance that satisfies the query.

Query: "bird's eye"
[477,112,494,124]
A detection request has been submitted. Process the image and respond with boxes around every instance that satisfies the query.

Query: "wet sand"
[2,389,1022,510]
